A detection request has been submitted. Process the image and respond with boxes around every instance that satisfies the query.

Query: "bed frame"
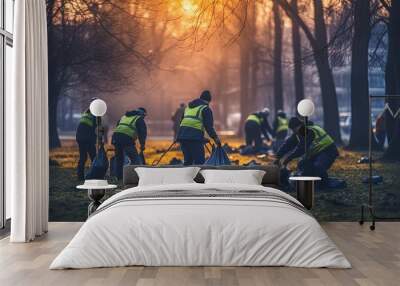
[123,165,281,189]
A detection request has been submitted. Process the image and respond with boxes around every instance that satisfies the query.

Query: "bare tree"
[290,0,304,105]
[277,0,343,143]
[249,0,259,113]
[348,0,372,149]
[273,0,284,113]
[239,1,251,135]
[47,0,149,148]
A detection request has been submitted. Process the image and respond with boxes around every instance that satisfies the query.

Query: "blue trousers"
[298,147,338,182]
[180,140,205,165]
[77,140,96,180]
[245,121,263,151]
[112,133,139,179]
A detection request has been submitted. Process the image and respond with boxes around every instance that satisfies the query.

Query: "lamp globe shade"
[297,99,315,117]
[90,99,107,117]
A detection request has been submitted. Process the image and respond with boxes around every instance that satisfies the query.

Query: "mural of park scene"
[47,0,400,222]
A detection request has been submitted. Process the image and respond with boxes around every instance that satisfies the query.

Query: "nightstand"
[77,180,117,217]
[289,176,321,210]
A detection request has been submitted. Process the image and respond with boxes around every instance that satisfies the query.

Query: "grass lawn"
[49,138,400,222]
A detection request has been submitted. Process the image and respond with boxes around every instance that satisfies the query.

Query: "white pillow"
[200,169,266,185]
[135,167,200,186]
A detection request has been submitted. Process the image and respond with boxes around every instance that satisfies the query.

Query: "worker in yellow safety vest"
[244,108,273,153]
[176,90,221,165]
[112,107,147,179]
[272,110,289,153]
[76,98,98,180]
[274,117,339,183]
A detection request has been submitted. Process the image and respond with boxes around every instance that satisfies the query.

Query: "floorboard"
[0,222,399,286]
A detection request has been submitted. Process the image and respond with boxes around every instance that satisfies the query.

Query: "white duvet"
[50,183,351,269]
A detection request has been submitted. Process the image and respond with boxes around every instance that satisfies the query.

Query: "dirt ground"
[50,137,400,222]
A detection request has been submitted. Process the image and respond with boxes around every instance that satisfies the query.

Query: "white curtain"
[9,0,49,242]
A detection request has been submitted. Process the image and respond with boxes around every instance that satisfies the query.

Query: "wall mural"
[47,0,400,222]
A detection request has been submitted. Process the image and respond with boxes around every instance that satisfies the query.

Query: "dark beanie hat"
[200,90,212,102]
[288,117,303,130]
[137,107,147,115]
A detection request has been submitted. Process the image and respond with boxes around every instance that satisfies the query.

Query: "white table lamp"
[90,99,107,117]
[297,99,315,117]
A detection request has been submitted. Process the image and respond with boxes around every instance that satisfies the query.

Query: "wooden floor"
[0,222,399,286]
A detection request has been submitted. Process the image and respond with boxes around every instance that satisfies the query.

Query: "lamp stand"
[96,116,103,154]
[304,116,308,158]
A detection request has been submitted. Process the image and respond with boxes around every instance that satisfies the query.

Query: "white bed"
[50,183,350,269]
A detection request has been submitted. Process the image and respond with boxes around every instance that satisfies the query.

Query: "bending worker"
[272,110,289,152]
[274,117,338,183]
[177,90,221,165]
[244,108,273,152]
[76,100,97,180]
[112,107,147,179]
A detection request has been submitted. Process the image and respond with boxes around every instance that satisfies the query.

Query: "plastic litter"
[222,143,233,154]
[362,175,383,184]
[326,177,347,189]
[243,160,260,166]
[358,156,373,164]
[239,144,270,155]
[240,146,256,155]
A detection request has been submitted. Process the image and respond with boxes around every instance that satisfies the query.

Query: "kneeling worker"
[177,90,221,165]
[275,117,338,183]
[112,107,147,179]
[244,108,273,152]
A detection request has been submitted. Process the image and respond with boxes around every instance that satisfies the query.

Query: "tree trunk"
[48,84,61,149]
[273,0,284,113]
[238,2,251,136]
[250,0,259,113]
[277,0,342,141]
[313,0,342,143]
[383,0,400,160]
[291,0,304,105]
[47,0,61,149]
[348,0,371,149]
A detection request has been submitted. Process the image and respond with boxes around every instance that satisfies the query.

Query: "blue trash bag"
[138,151,146,165]
[205,146,231,166]
[110,155,130,177]
[85,146,109,180]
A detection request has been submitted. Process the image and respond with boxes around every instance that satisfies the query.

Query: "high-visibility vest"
[79,112,94,127]
[276,117,289,133]
[114,115,141,138]
[308,125,334,156]
[180,105,208,131]
[246,114,263,125]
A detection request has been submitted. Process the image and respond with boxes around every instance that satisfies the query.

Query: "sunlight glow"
[181,0,197,15]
